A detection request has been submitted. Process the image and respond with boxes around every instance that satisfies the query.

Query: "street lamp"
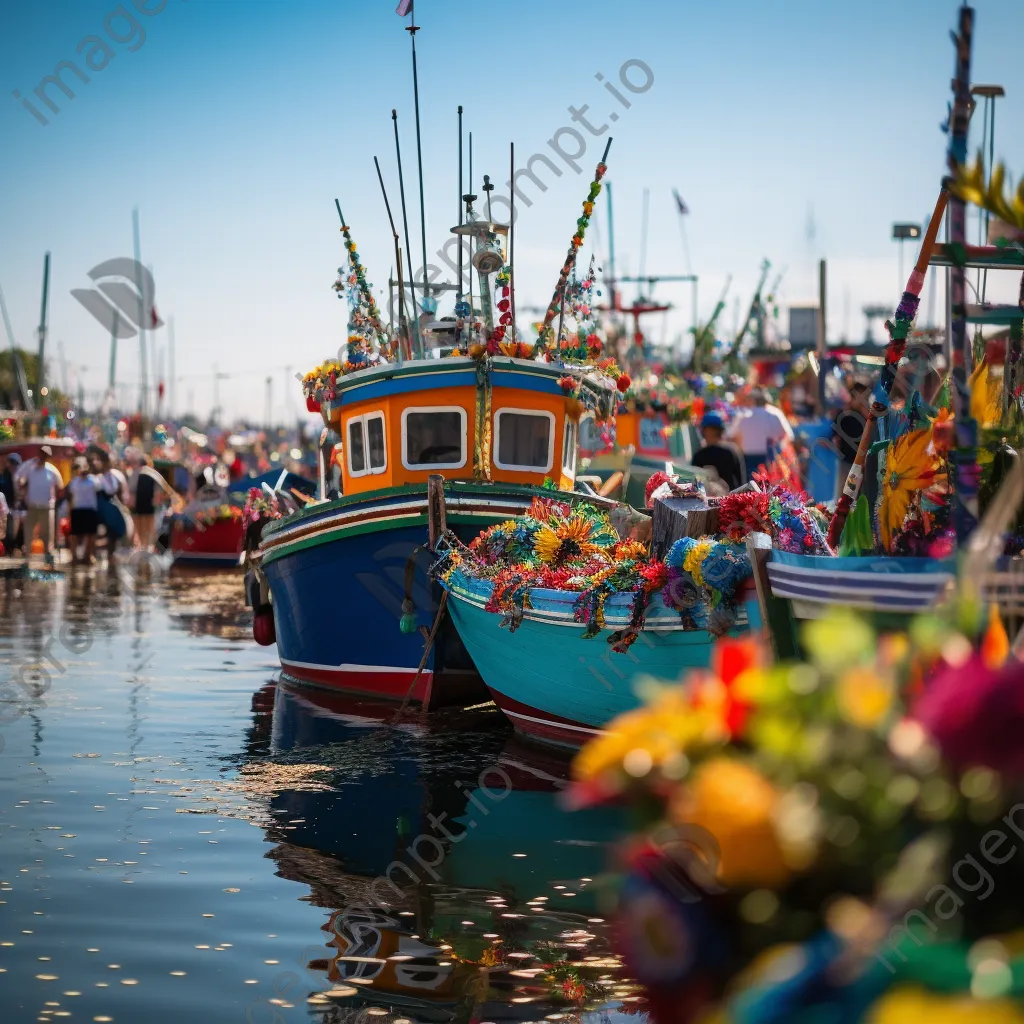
[892,223,922,289]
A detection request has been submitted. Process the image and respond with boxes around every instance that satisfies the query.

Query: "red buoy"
[253,607,276,646]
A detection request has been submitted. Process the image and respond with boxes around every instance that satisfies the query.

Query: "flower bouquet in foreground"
[566,591,1024,1023]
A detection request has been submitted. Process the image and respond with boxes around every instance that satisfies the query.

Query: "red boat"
[170,485,244,566]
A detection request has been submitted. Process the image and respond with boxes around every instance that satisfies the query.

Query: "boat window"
[494,409,554,472]
[367,415,386,469]
[348,420,365,475]
[579,413,602,452]
[346,412,387,478]
[562,416,578,476]
[402,407,467,470]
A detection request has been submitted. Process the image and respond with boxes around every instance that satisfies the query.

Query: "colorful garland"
[717,484,832,554]
[533,156,608,357]
[332,221,384,339]
[435,496,752,648]
[663,536,752,636]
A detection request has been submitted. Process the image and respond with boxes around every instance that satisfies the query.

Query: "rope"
[388,590,448,728]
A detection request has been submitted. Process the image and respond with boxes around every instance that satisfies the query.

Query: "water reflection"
[0,572,645,1022]
[246,682,646,1021]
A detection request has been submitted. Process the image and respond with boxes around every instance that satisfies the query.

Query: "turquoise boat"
[439,566,759,749]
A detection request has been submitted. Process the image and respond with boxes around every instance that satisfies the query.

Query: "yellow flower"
[533,515,604,564]
[613,539,648,562]
[571,688,727,783]
[670,757,791,888]
[866,987,1024,1024]
[682,539,714,585]
[835,666,894,728]
[970,358,1002,429]
[878,427,944,551]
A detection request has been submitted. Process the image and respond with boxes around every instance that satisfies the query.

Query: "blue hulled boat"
[438,563,759,749]
[252,355,619,708]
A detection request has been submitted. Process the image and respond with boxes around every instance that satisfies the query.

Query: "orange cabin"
[322,357,607,496]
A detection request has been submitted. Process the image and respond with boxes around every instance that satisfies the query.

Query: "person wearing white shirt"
[726,389,794,481]
[14,445,63,558]
[66,457,100,565]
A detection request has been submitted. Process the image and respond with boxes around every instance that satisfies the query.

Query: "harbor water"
[0,567,644,1023]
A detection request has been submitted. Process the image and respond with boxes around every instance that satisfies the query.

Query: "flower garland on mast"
[532,138,612,358]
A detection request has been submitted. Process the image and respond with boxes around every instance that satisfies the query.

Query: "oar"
[826,187,949,549]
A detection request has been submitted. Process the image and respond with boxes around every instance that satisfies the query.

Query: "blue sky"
[1,0,1022,422]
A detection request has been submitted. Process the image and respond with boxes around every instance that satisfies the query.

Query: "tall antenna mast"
[606,181,617,312]
[406,4,429,323]
[638,188,649,289]
[392,109,422,356]
[373,157,411,363]
[0,280,33,410]
[132,207,148,418]
[36,251,50,397]
[509,142,516,341]
[457,106,464,297]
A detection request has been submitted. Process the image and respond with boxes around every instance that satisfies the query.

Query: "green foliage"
[838,494,876,556]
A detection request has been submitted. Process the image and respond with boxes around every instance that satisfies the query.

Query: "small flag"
[673,189,689,215]
[396,0,413,15]
[150,303,163,329]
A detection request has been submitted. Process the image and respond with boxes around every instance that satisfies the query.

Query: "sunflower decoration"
[877,425,947,552]
[532,509,617,565]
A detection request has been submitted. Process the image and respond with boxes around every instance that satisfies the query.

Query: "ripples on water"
[0,567,647,1023]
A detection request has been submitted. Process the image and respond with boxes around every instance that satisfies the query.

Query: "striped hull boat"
[766,551,956,620]
[440,569,758,750]
[256,481,584,707]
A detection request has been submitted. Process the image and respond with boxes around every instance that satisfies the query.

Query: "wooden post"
[947,5,979,542]
[744,532,800,659]
[427,474,447,550]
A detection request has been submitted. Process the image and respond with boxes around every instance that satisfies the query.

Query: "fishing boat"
[170,468,313,566]
[431,487,774,750]
[440,568,759,749]
[244,72,635,710]
[254,352,618,706]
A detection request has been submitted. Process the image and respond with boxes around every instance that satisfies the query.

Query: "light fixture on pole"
[892,223,922,292]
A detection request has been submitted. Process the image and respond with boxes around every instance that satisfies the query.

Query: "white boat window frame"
[346,411,388,478]
[401,405,468,471]
[562,415,578,477]
[493,407,555,473]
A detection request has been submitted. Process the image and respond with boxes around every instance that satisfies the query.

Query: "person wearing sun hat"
[691,409,745,492]
[14,444,63,560]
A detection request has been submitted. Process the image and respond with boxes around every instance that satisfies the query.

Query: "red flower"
[639,560,668,591]
[644,471,673,506]
[617,374,632,392]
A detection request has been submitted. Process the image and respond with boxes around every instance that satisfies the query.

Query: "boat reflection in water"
[246,680,647,1021]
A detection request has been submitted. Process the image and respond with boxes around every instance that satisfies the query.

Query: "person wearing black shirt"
[691,410,745,493]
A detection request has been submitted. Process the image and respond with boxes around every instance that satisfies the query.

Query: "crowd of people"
[0,446,181,565]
